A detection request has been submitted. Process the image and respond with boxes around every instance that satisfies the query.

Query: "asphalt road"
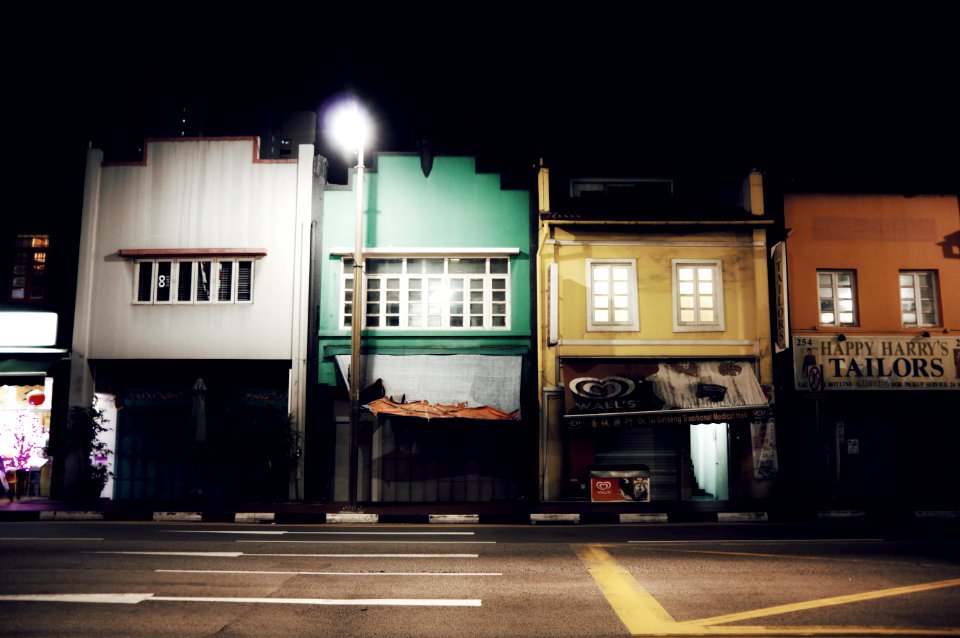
[1,520,958,637]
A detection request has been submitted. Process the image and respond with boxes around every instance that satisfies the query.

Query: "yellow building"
[536,163,775,510]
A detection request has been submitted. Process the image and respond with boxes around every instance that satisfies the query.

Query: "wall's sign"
[771,242,789,353]
[793,335,960,390]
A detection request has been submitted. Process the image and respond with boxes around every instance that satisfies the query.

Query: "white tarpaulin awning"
[335,354,521,415]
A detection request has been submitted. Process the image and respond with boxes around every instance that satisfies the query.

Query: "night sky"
[12,6,959,220]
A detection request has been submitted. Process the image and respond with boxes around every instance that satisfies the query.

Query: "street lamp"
[330,101,371,510]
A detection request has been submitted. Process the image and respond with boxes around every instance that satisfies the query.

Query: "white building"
[70,137,314,501]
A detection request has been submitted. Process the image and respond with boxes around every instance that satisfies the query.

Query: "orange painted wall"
[784,194,960,334]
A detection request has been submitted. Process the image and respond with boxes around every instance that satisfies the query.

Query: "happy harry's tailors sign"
[794,335,960,391]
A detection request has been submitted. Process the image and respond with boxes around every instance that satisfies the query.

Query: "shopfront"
[330,353,527,503]
[0,376,54,498]
[561,358,773,504]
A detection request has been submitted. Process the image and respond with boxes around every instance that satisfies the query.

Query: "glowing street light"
[329,100,371,510]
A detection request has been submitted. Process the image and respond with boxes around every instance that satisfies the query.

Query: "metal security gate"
[593,426,680,501]
[370,417,519,503]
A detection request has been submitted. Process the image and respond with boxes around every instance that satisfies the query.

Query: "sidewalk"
[4,495,959,525]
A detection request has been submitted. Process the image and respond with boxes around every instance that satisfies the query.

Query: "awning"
[365,398,517,420]
[0,355,63,377]
[335,354,521,420]
[562,359,768,428]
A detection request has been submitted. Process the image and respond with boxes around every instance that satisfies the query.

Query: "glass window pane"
[700,296,713,309]
[819,287,834,299]
[237,261,253,301]
[678,268,694,281]
[424,259,444,274]
[698,282,713,294]
[838,299,853,312]
[613,309,629,322]
[450,279,464,289]
[178,262,193,301]
[428,315,441,327]
[407,259,424,274]
[612,281,628,295]
[837,273,852,286]
[492,316,506,327]
[839,312,854,324]
[217,261,233,301]
[613,296,628,308]
[900,287,915,299]
[700,309,714,322]
[492,303,506,314]
[367,279,381,289]
[593,265,609,281]
[408,303,421,314]
[594,295,609,309]
[595,281,609,295]
[470,316,484,327]
[366,316,380,327]
[837,287,852,299]
[409,290,421,301]
[899,274,913,286]
[821,312,835,324]
[386,303,400,314]
[492,291,505,301]
[490,259,508,274]
[470,303,483,314]
[366,304,378,315]
[196,261,212,301]
[450,316,464,327]
[901,300,916,313]
[492,278,506,289]
[680,296,695,309]
[902,312,917,325]
[451,303,463,314]
[470,280,484,290]
[680,309,695,323]
[679,282,695,295]
[156,262,172,302]
[471,291,483,301]
[386,316,400,327]
[137,262,153,302]
[819,273,833,286]
[448,258,485,274]
[408,316,422,327]
[386,291,400,301]
[594,309,609,323]
[367,259,402,274]
[820,299,834,311]
[367,291,380,302]
[697,268,713,281]
[612,267,629,281]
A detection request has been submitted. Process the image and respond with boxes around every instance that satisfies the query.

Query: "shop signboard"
[562,359,768,429]
[793,335,960,391]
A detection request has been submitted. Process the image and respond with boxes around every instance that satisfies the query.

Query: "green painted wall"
[318,154,531,385]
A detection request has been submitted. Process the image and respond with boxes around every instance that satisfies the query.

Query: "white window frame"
[586,259,639,332]
[340,256,511,331]
[133,258,254,305]
[899,270,940,327]
[817,269,858,327]
[672,259,725,332]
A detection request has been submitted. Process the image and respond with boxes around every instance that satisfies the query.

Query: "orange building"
[778,193,960,510]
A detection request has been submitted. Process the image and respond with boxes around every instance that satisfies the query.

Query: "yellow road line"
[576,543,960,636]
[574,544,677,634]
[686,577,960,627]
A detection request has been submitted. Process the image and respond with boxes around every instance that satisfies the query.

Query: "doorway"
[689,422,729,500]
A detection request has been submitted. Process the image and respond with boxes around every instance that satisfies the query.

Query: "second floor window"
[673,259,724,331]
[586,259,639,331]
[342,256,510,330]
[818,270,858,327]
[900,270,939,327]
[10,234,49,301]
[134,259,254,304]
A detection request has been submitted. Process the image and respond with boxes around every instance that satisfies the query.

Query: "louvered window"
[133,258,255,304]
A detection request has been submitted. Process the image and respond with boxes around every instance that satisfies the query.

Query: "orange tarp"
[365,398,518,421]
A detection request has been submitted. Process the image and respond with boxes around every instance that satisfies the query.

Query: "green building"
[312,153,534,503]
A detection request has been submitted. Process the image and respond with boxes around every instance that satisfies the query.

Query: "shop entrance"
[689,422,729,501]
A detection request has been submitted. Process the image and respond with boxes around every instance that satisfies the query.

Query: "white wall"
[83,139,306,360]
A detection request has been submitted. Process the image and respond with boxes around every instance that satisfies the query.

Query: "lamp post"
[331,101,371,510]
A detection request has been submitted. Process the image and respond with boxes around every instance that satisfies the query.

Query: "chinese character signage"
[793,335,960,390]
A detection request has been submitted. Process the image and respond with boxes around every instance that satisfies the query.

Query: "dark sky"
[11,6,959,209]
